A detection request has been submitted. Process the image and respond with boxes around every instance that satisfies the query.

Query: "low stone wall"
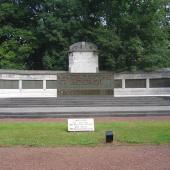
[0,69,170,97]
[0,70,61,98]
[114,70,170,96]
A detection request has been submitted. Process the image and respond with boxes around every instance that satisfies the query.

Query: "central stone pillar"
[69,42,99,73]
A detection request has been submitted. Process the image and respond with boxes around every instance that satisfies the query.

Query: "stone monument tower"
[69,42,99,73]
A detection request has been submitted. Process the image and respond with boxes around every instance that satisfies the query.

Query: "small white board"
[68,118,95,132]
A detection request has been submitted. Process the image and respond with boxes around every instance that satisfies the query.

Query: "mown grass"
[0,121,170,146]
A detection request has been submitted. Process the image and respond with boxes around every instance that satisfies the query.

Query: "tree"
[0,0,169,71]
[0,1,37,69]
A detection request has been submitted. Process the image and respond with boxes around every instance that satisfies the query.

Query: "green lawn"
[0,121,170,146]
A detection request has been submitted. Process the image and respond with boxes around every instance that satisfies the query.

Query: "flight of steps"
[0,96,169,118]
[0,96,170,107]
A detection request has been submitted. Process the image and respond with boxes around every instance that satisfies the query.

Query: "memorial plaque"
[57,73,114,96]
[57,73,114,89]
[68,118,95,132]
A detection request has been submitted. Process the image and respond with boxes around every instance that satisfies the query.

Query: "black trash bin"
[105,131,113,143]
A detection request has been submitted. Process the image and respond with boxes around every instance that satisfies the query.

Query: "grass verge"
[0,121,170,146]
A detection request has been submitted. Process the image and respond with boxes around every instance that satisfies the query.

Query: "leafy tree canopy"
[0,0,169,71]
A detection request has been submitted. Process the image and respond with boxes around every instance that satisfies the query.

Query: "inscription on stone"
[57,73,113,89]
[68,118,95,132]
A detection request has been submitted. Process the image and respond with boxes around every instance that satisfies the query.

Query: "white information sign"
[68,118,95,132]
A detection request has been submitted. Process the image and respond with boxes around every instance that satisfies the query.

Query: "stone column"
[146,78,150,89]
[19,80,22,91]
[122,79,125,89]
[43,80,46,90]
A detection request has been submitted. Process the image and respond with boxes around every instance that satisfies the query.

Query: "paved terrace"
[0,96,170,118]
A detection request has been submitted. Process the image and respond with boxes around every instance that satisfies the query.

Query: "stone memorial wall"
[0,69,170,97]
[0,70,59,98]
[114,70,170,96]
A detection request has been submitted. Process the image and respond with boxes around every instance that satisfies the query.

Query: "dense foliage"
[0,0,169,71]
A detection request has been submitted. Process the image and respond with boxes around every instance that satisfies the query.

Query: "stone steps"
[0,97,169,107]
[0,111,170,118]
[0,96,170,118]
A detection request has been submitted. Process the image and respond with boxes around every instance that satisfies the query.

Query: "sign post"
[68,118,95,132]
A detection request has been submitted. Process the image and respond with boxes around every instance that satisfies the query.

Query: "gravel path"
[0,145,170,170]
